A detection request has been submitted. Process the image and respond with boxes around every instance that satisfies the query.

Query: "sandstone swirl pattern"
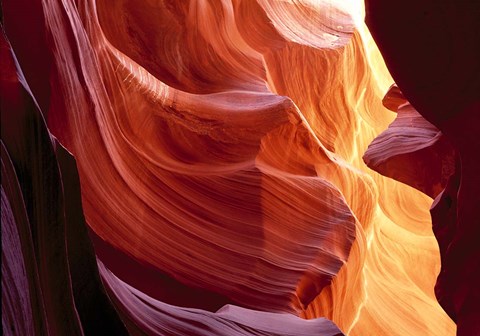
[2,0,456,335]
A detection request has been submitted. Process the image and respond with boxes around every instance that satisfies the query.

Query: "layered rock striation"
[2,0,474,335]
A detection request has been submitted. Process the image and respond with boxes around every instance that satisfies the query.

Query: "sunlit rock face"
[365,1,480,335]
[2,0,476,335]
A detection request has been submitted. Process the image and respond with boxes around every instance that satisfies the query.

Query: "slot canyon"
[1,1,479,335]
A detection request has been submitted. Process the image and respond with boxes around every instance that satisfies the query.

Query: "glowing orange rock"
[366,2,480,334]
[2,0,465,335]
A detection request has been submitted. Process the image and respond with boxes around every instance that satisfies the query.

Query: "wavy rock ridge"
[365,1,480,335]
[2,0,474,335]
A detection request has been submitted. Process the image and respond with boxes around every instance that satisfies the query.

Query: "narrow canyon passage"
[2,1,478,335]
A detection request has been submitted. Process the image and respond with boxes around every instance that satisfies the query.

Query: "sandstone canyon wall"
[2,0,478,335]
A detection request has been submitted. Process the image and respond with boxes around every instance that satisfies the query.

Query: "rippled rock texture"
[365,1,480,335]
[2,0,477,335]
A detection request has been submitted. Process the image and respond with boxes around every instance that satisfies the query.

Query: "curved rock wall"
[2,0,473,335]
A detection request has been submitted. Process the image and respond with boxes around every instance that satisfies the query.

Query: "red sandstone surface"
[2,1,478,335]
